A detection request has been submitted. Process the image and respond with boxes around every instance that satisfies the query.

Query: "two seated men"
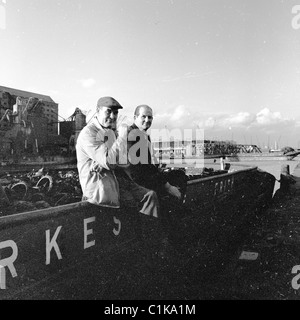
[76,96,187,258]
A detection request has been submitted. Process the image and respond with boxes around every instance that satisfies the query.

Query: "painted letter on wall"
[84,217,96,249]
[46,226,62,265]
[0,240,18,289]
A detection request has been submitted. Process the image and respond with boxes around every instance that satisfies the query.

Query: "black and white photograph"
[1,0,300,303]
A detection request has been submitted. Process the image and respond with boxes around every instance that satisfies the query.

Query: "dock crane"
[0,109,12,123]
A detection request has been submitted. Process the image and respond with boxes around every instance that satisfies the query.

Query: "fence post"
[0,182,11,206]
[280,164,292,194]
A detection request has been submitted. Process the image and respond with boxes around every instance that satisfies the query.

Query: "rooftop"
[0,86,56,104]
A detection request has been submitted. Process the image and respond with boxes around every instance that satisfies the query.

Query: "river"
[166,156,300,193]
[225,158,300,192]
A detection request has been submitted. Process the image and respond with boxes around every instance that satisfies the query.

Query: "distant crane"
[256,135,261,148]
[277,135,282,149]
[0,109,12,123]
[21,97,41,115]
[274,135,282,151]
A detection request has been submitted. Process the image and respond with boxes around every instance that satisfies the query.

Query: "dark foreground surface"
[1,165,298,300]
[198,175,300,300]
[13,191,300,301]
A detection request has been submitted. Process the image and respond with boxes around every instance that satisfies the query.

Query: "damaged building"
[0,86,83,162]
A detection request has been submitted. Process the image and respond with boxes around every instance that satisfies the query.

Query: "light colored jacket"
[76,117,126,208]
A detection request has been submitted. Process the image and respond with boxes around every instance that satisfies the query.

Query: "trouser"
[117,175,170,253]
[132,168,188,229]
[118,176,160,218]
[133,167,188,204]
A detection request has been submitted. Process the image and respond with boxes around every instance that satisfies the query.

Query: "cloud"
[151,105,298,132]
[79,78,96,88]
[170,105,190,122]
[255,108,285,126]
[150,105,300,145]
[197,108,299,146]
[193,108,294,131]
[153,105,191,128]
[153,107,257,130]
[228,112,255,126]
[204,117,216,128]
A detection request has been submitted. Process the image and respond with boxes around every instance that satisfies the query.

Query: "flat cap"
[97,96,123,109]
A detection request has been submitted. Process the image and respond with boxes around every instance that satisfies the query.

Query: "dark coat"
[126,124,167,193]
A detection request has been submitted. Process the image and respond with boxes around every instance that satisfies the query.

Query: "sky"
[1,0,300,149]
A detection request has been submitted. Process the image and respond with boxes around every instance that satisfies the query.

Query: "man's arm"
[77,126,127,170]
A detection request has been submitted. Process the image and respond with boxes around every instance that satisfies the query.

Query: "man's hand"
[117,124,128,140]
[165,182,181,199]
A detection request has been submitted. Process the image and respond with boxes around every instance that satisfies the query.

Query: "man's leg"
[117,175,160,217]
[117,177,175,260]
[129,182,160,218]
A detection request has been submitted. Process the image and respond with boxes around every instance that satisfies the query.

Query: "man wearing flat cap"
[76,96,159,217]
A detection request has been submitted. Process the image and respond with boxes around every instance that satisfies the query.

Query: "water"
[229,159,300,192]
[167,157,300,193]
[207,158,300,193]
[233,159,299,178]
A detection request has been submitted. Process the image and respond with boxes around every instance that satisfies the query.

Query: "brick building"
[0,86,59,134]
[0,86,62,160]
